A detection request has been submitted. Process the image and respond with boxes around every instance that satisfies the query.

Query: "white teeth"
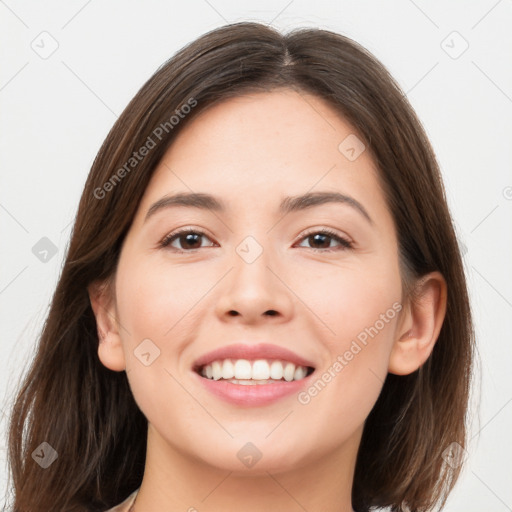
[200,358,311,382]
[226,379,280,385]
[212,361,222,380]
[252,359,270,380]
[234,359,252,380]
[222,359,235,379]
[294,366,307,380]
[283,362,295,382]
[269,360,283,380]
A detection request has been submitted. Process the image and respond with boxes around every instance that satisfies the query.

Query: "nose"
[214,243,294,325]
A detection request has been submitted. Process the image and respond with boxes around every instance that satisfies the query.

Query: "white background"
[1,1,511,510]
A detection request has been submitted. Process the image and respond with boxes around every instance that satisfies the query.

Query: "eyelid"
[295,226,353,245]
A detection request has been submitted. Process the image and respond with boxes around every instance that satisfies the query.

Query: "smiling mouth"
[194,358,315,384]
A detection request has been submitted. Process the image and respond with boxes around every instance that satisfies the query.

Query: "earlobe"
[87,278,126,372]
[388,271,447,376]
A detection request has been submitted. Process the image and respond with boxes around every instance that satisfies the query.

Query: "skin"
[89,88,447,512]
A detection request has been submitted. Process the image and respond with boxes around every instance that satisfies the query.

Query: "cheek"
[115,255,220,407]
[115,256,207,343]
[298,257,402,400]
[114,257,206,422]
[296,270,401,442]
[298,256,402,344]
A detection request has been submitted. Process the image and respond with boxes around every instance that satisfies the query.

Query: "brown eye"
[160,229,215,252]
[296,229,353,251]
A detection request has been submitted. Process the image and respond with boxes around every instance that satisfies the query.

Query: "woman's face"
[107,89,405,473]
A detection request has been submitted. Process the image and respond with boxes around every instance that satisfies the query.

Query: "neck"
[131,423,360,512]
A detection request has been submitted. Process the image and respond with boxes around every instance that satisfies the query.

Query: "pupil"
[311,233,329,248]
[183,233,200,249]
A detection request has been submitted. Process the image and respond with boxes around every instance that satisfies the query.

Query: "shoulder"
[104,488,139,512]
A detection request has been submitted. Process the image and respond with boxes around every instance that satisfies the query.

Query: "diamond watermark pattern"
[237,442,263,468]
[31,442,58,469]
[32,237,58,263]
[442,442,468,469]
[338,134,366,161]
[236,236,263,264]
[441,31,469,60]
[134,338,161,366]
[31,31,59,59]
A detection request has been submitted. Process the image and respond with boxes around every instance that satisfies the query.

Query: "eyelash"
[158,227,353,253]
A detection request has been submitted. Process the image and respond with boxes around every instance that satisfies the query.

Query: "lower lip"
[192,370,315,407]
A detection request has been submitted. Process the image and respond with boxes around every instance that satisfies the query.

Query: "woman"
[6,21,475,512]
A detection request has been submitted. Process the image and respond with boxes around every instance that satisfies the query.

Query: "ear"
[87,278,126,372]
[388,271,447,375]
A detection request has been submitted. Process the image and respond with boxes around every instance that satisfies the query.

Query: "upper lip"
[192,343,316,371]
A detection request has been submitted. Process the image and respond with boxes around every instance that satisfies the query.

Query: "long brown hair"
[5,21,475,511]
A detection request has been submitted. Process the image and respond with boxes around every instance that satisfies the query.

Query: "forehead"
[136,89,388,223]
[164,89,370,170]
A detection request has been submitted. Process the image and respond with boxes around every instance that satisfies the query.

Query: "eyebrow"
[144,191,373,225]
